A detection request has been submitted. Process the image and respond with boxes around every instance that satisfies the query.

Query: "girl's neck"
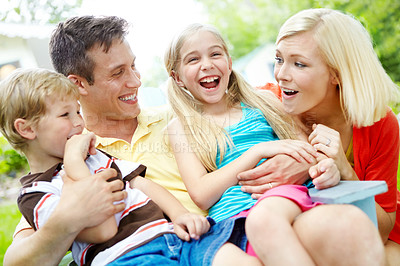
[202,101,242,128]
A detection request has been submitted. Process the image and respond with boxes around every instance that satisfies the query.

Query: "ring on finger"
[325,138,331,147]
[268,182,273,189]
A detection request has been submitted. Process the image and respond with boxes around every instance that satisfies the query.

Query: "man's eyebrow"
[109,56,136,72]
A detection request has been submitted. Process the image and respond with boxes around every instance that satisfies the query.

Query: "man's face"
[82,39,142,123]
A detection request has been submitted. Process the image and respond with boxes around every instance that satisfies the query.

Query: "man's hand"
[59,168,126,231]
[238,154,315,199]
[173,213,210,241]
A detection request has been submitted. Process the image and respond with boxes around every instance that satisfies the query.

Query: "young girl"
[164,23,344,265]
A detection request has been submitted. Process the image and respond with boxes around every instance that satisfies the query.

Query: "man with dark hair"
[4,15,205,265]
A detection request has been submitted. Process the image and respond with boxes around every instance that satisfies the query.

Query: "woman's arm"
[309,113,399,242]
[238,154,314,198]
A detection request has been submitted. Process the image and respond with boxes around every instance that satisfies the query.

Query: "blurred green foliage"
[0,203,22,262]
[197,0,400,85]
[0,136,28,179]
[0,0,82,24]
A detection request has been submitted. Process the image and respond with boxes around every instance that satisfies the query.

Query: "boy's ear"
[68,74,89,96]
[171,71,185,88]
[14,118,36,140]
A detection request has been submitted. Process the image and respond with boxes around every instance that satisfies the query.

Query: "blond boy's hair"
[277,8,399,127]
[165,23,296,171]
[0,68,79,152]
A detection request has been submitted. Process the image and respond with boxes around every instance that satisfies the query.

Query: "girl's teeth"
[201,77,217,83]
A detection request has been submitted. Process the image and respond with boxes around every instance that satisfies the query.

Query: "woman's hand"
[309,158,340,189]
[308,124,357,180]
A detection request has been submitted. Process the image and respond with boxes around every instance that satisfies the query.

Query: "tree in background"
[0,0,82,183]
[0,0,82,24]
[196,0,400,85]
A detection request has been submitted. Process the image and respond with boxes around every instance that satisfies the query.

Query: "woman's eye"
[61,112,69,117]
[295,62,306,68]
[274,57,283,64]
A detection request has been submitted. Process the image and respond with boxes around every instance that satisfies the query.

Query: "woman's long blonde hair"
[277,8,399,127]
[165,23,296,171]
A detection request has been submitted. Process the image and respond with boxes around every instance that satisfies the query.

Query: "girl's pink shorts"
[233,184,323,257]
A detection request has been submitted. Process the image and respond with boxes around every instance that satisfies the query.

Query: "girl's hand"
[308,124,354,180]
[173,213,210,241]
[309,158,340,189]
[253,139,317,164]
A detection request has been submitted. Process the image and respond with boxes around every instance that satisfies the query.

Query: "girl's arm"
[63,133,118,244]
[168,119,317,210]
[131,177,210,241]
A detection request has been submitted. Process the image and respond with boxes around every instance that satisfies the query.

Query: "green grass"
[0,202,21,263]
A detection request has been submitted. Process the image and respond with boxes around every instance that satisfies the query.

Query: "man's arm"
[4,169,126,266]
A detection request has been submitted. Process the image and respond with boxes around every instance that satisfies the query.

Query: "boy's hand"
[64,133,97,180]
[173,213,210,241]
[309,158,340,189]
[65,132,97,160]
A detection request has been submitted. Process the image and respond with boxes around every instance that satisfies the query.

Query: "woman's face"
[274,31,338,116]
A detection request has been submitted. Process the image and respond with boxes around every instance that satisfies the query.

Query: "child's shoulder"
[166,117,184,133]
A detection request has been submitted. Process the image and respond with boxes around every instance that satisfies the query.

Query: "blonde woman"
[259,8,399,265]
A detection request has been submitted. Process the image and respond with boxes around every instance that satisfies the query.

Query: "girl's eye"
[188,57,198,63]
[61,112,69,117]
[212,52,222,57]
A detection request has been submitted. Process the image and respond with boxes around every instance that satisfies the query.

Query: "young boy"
[0,68,260,265]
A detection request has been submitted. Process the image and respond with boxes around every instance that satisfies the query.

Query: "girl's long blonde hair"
[165,23,296,171]
[277,8,399,127]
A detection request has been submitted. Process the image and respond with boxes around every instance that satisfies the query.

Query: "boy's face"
[32,96,84,167]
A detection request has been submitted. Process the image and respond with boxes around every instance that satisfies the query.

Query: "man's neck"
[84,115,138,143]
